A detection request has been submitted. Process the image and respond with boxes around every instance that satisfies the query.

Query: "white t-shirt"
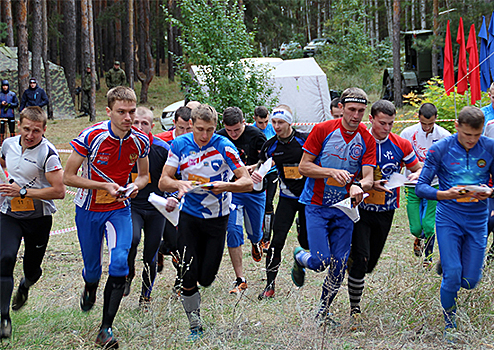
[400,122,451,186]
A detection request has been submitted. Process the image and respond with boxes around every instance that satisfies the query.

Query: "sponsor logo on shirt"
[349,143,363,160]
[478,159,486,168]
[129,153,138,165]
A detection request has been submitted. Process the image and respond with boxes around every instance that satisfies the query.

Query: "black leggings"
[0,117,16,135]
[177,212,228,289]
[265,196,308,283]
[129,206,165,297]
[0,214,52,318]
[264,172,278,214]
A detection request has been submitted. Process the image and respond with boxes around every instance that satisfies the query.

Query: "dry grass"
[2,78,494,349]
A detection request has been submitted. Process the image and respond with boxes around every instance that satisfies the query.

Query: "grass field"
[2,76,494,349]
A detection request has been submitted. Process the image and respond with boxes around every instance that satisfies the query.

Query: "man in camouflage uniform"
[80,65,99,117]
[105,61,126,91]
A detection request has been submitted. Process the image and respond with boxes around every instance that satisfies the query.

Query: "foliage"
[164,0,278,123]
[0,23,7,41]
[403,77,491,134]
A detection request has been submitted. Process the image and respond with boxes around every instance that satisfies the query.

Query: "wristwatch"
[19,188,27,199]
[352,181,362,189]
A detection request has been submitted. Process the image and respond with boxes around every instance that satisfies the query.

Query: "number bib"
[95,190,116,204]
[364,189,386,205]
[188,173,210,184]
[284,165,303,180]
[11,197,35,212]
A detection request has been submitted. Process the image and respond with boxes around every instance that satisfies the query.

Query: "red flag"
[443,20,455,96]
[456,17,468,95]
[466,24,481,104]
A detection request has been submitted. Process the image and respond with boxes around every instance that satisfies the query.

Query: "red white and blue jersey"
[299,119,376,206]
[165,133,244,219]
[361,132,418,212]
[70,120,150,212]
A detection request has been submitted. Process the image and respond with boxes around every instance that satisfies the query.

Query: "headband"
[341,97,368,105]
[271,109,293,124]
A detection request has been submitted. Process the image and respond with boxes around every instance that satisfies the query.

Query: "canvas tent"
[190,57,331,130]
[0,46,76,119]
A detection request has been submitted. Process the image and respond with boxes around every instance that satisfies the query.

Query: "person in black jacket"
[19,78,49,112]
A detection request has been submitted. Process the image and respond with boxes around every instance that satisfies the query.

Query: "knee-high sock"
[347,275,365,311]
[181,289,201,330]
[0,277,13,320]
[101,276,126,329]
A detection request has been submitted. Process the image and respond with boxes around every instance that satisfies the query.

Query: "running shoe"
[436,259,443,276]
[315,310,341,329]
[443,326,459,344]
[251,242,262,262]
[187,327,204,342]
[413,238,423,257]
[80,285,97,312]
[349,306,362,331]
[95,327,119,349]
[291,247,306,287]
[0,319,12,339]
[258,283,275,300]
[422,257,433,269]
[260,238,270,253]
[123,278,132,297]
[157,251,164,273]
[12,280,29,311]
[229,277,248,294]
[139,295,151,309]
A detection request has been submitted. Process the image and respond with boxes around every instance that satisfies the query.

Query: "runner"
[346,100,421,325]
[255,105,309,300]
[124,107,169,306]
[63,86,150,348]
[415,106,494,342]
[0,107,65,339]
[159,103,252,340]
[291,87,376,326]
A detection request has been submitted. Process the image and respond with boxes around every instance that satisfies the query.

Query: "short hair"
[107,86,137,109]
[254,106,269,119]
[222,107,244,126]
[20,106,47,127]
[339,87,368,106]
[457,106,484,129]
[275,104,293,114]
[175,106,191,122]
[371,99,396,117]
[418,103,438,119]
[330,98,340,110]
[191,104,218,124]
[136,106,153,121]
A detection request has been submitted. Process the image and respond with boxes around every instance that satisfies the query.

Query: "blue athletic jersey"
[165,133,243,219]
[416,134,494,213]
[482,104,494,127]
[361,132,418,212]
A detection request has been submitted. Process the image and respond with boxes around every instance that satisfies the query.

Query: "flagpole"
[454,90,457,119]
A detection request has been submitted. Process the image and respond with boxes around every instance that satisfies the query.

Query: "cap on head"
[86,64,91,69]
[114,61,120,65]
[30,78,37,84]
[1,80,8,86]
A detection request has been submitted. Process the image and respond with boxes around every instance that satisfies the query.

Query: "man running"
[159,104,252,340]
[347,100,421,325]
[416,106,494,341]
[291,87,375,325]
[64,86,150,348]
[256,105,309,300]
[0,107,65,339]
[124,107,169,306]
[217,107,267,294]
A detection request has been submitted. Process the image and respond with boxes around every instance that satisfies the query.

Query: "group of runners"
[1,83,494,347]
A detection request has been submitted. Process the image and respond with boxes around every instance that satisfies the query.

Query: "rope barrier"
[50,226,77,236]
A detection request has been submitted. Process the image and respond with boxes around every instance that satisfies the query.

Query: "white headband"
[271,108,293,124]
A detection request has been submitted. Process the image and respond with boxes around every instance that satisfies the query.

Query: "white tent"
[190,57,331,129]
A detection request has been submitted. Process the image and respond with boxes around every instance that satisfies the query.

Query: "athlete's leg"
[460,215,488,290]
[140,210,165,298]
[366,210,394,273]
[405,187,423,238]
[296,202,309,250]
[127,207,144,294]
[262,172,278,243]
[227,197,246,281]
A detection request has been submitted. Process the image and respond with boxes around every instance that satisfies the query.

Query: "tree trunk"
[128,0,135,90]
[88,0,97,121]
[431,0,438,76]
[32,0,43,82]
[3,0,15,47]
[420,0,426,29]
[393,0,402,107]
[42,0,53,119]
[411,0,415,30]
[115,1,123,62]
[62,0,77,101]
[167,0,175,82]
[374,0,379,41]
[17,0,29,98]
[137,0,154,103]
[370,0,375,46]
[49,0,58,63]
[386,0,393,39]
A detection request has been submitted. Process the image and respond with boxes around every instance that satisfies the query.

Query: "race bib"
[456,185,479,203]
[131,172,151,183]
[364,189,386,205]
[11,197,35,212]
[326,177,346,187]
[95,189,116,204]
[188,173,210,184]
[284,165,303,180]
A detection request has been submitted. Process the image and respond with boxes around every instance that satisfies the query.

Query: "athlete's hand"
[373,180,393,193]
[251,171,263,184]
[438,186,474,200]
[209,181,228,195]
[165,197,179,212]
[0,182,21,197]
[471,184,492,201]
[245,164,257,175]
[407,172,420,182]
[176,180,194,199]
[328,169,352,186]
[103,183,121,198]
[349,183,364,205]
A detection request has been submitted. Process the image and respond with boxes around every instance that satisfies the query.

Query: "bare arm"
[125,156,149,199]
[299,152,352,185]
[63,151,120,196]
[0,169,65,200]
[158,164,192,199]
